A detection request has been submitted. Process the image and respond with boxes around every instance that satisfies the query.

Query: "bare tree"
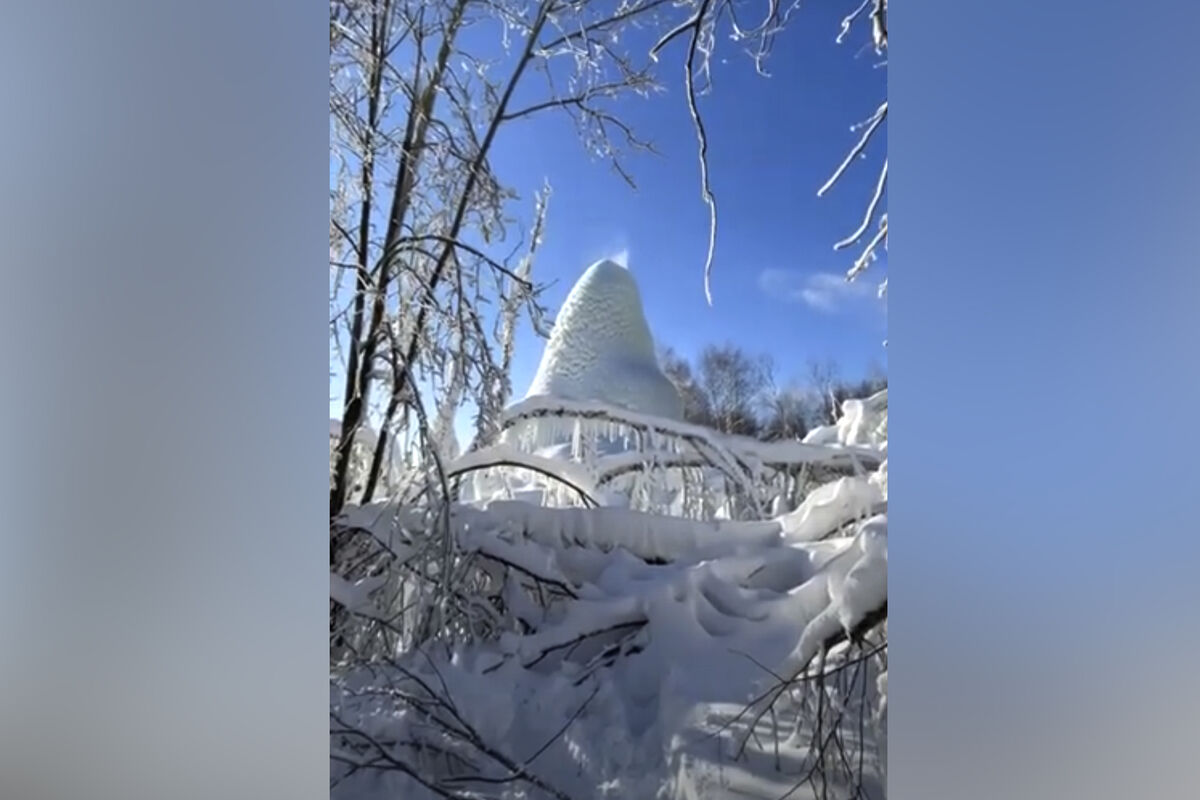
[806,356,887,426]
[806,357,843,426]
[328,0,698,679]
[760,387,810,442]
[696,344,770,436]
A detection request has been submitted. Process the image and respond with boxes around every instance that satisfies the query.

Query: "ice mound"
[524,259,683,420]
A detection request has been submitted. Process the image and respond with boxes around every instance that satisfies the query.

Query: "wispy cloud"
[757,268,879,314]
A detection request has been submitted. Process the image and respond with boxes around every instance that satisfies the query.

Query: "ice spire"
[524,258,682,420]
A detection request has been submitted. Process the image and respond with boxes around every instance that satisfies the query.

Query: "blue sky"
[331,3,887,440]
[490,5,888,390]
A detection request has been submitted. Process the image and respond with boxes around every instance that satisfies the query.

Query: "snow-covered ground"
[330,262,887,800]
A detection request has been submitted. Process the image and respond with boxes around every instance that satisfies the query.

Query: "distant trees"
[659,344,767,435]
[805,357,889,425]
[697,345,771,436]
[759,383,809,441]
[660,344,886,439]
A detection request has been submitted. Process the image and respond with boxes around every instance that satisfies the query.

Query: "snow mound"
[803,388,888,448]
[524,259,683,420]
[778,475,884,542]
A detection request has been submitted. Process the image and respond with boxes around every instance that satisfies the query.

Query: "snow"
[334,473,886,799]
[504,394,879,472]
[783,514,887,677]
[333,498,886,799]
[462,501,783,564]
[480,395,888,534]
[523,259,683,420]
[803,388,887,449]
[453,443,607,507]
[333,348,887,799]
[778,475,884,542]
[329,572,388,617]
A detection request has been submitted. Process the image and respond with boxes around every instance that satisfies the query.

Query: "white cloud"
[757,268,879,314]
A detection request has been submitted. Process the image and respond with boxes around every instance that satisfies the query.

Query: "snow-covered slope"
[524,259,683,420]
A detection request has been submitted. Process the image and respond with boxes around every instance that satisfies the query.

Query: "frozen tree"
[329,0,681,517]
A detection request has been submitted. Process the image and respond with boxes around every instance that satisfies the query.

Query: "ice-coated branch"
[330,710,465,799]
[540,0,675,53]
[649,0,719,304]
[473,500,782,563]
[848,215,887,281]
[506,396,880,465]
[834,158,887,252]
[333,668,579,800]
[500,79,652,123]
[818,101,887,199]
[837,0,873,45]
[394,234,535,289]
[685,1,718,306]
[447,445,602,507]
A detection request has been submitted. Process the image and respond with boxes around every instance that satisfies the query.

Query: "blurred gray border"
[0,3,328,799]
[892,1,1200,798]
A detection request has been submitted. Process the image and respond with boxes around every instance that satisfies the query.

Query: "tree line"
[659,344,886,440]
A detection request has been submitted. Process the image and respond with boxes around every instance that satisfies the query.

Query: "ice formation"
[523,259,683,420]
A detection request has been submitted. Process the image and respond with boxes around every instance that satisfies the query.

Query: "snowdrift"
[331,389,887,800]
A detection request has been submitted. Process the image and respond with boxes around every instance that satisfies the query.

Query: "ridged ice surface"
[525,259,683,419]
